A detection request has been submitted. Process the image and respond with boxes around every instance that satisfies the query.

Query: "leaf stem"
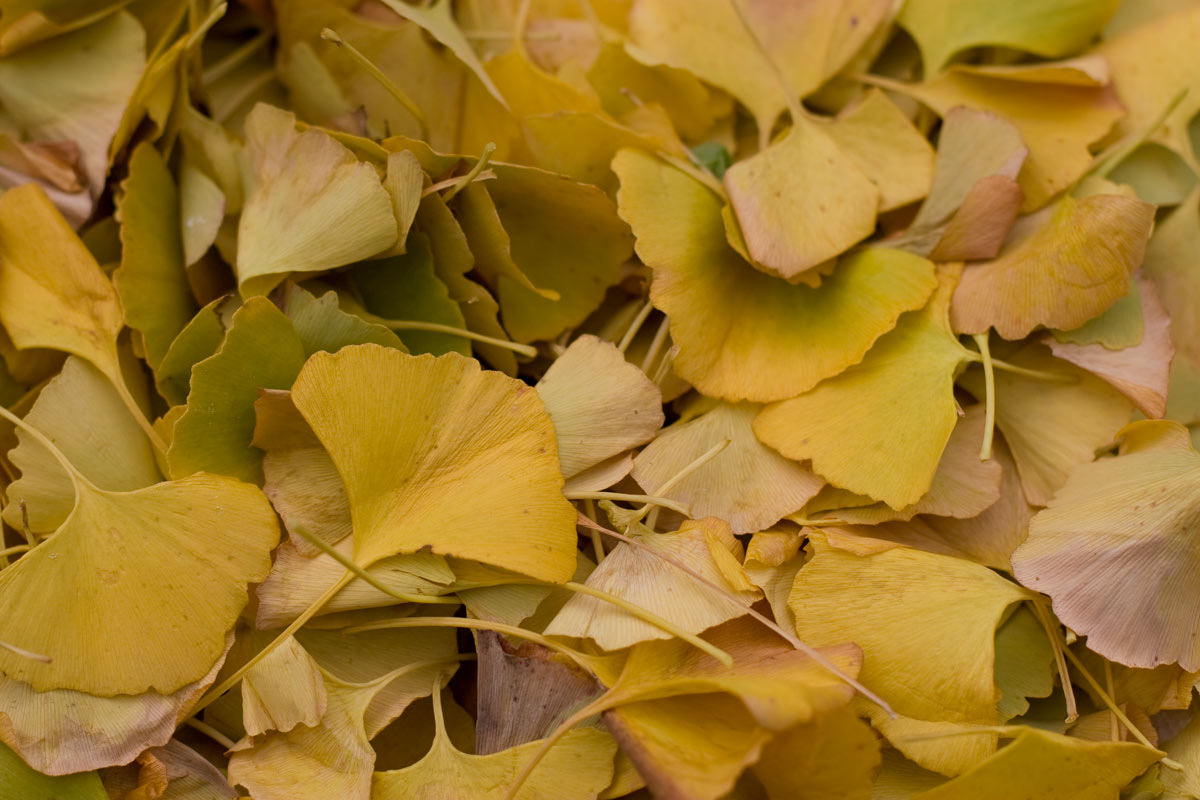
[362,312,537,358]
[1060,645,1178,766]
[973,333,996,461]
[190,571,355,715]
[320,28,429,140]
[639,314,671,373]
[291,525,461,605]
[0,637,51,663]
[345,616,599,674]
[963,350,1076,383]
[442,142,496,203]
[182,716,236,750]
[502,693,615,800]
[0,544,31,559]
[562,491,690,517]
[616,300,653,353]
[110,374,169,459]
[1029,598,1078,723]
[577,513,896,717]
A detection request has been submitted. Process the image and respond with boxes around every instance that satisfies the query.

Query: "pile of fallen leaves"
[2,0,1200,797]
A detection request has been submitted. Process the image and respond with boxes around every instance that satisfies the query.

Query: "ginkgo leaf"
[242,635,327,737]
[473,163,634,344]
[167,297,307,483]
[750,707,881,800]
[154,295,230,407]
[723,115,880,279]
[627,0,892,135]
[544,518,760,650]
[474,632,604,754]
[824,88,935,212]
[993,605,1056,722]
[0,640,227,776]
[896,107,1027,260]
[535,334,664,479]
[290,344,578,579]
[1013,420,1200,670]
[3,356,160,535]
[912,727,1160,800]
[253,388,351,555]
[1142,188,1200,427]
[1097,4,1200,171]
[613,147,936,403]
[950,192,1155,339]
[958,342,1134,506]
[899,0,1121,74]
[0,441,278,694]
[114,141,195,370]
[803,404,1002,524]
[99,739,238,800]
[0,739,106,800]
[838,437,1032,572]
[0,11,144,204]
[755,266,973,510]
[282,283,406,357]
[179,161,225,267]
[236,104,397,296]
[1048,276,1175,417]
[1052,276,1146,349]
[1162,712,1200,799]
[633,402,823,534]
[880,61,1126,210]
[372,716,616,800]
[790,533,1028,729]
[349,232,470,357]
[0,183,126,393]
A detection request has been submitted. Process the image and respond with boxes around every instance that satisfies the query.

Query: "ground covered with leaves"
[1,0,1200,798]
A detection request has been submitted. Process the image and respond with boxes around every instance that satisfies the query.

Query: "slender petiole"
[320,27,429,140]
[973,333,997,461]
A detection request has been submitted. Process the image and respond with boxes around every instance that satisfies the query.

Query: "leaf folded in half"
[1013,420,1200,670]
[290,344,578,580]
[912,727,1160,800]
[958,342,1133,506]
[235,104,397,296]
[723,115,880,280]
[627,0,892,136]
[242,635,327,738]
[633,402,823,534]
[899,0,1120,74]
[613,147,936,403]
[544,518,760,650]
[1048,275,1176,418]
[755,266,973,510]
[535,334,664,479]
[951,192,1155,339]
[3,356,160,535]
[0,466,278,694]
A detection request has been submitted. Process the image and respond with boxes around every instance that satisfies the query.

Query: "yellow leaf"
[242,635,327,737]
[236,104,397,296]
[535,334,664,479]
[751,707,881,800]
[613,147,936,402]
[628,0,892,135]
[756,268,973,509]
[544,518,760,650]
[899,0,1121,74]
[912,727,1160,800]
[1013,420,1200,670]
[950,193,1155,339]
[290,344,578,579]
[633,402,823,534]
[723,115,880,279]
